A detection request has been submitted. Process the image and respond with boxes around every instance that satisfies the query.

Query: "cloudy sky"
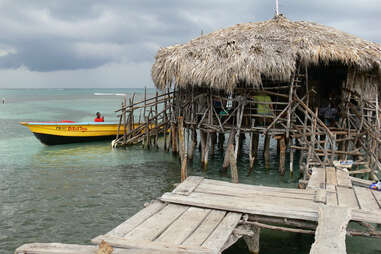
[0,0,380,88]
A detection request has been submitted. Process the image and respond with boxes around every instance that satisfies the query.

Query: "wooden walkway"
[16,174,381,254]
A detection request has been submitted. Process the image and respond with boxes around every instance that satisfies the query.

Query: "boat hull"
[20,121,128,145]
[32,132,116,145]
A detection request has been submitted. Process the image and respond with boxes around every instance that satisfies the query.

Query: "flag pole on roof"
[275,0,279,15]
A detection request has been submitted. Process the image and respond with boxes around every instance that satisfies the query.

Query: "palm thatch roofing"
[152,15,381,91]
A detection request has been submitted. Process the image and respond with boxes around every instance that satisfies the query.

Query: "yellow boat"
[20,121,130,145]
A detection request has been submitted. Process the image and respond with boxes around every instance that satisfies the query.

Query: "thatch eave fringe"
[152,15,381,90]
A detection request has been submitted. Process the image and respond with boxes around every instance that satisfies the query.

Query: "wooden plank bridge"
[16,170,381,254]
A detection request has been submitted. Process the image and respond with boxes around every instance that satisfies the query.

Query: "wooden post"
[299,148,305,176]
[154,90,159,149]
[123,96,127,145]
[210,132,217,156]
[229,143,239,183]
[249,132,259,171]
[264,134,271,169]
[243,225,260,254]
[218,132,225,149]
[144,116,149,149]
[188,128,197,162]
[222,130,236,172]
[289,138,294,175]
[200,130,207,168]
[200,131,210,170]
[279,135,286,176]
[163,96,168,151]
[178,116,187,182]
[171,122,177,154]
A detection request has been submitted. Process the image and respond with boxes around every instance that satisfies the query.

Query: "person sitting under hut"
[253,93,273,125]
[94,112,104,122]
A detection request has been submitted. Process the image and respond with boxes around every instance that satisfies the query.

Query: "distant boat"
[20,121,130,145]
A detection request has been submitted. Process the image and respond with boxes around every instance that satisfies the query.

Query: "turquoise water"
[0,89,379,254]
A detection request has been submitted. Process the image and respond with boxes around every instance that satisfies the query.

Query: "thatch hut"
[151,15,381,180]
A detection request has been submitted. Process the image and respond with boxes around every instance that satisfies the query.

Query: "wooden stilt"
[178,116,187,182]
[243,225,260,254]
[222,130,236,172]
[229,143,239,183]
[249,133,259,171]
[188,128,197,162]
[204,132,210,170]
[218,133,225,149]
[171,123,177,154]
[279,135,286,176]
[154,90,159,149]
[200,130,207,168]
[210,132,217,156]
[264,134,271,169]
[289,138,294,175]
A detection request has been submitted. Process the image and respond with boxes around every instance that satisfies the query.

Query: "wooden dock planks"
[372,189,381,208]
[307,168,326,190]
[173,176,204,196]
[123,204,189,241]
[15,243,155,254]
[201,212,242,252]
[156,207,210,244]
[310,206,351,254]
[353,186,380,211]
[182,210,226,247]
[161,191,319,221]
[336,186,359,208]
[336,170,352,188]
[17,176,381,254]
[105,200,167,237]
[197,181,315,201]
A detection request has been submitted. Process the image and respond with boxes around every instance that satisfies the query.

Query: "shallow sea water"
[0,89,379,254]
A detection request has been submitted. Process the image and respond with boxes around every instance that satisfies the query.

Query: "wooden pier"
[16,168,381,254]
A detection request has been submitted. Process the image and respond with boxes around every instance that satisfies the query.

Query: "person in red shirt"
[94,112,104,122]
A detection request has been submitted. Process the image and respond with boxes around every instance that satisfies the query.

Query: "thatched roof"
[152,15,381,91]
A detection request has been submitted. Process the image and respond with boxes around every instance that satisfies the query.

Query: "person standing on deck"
[2,97,5,104]
[94,112,104,122]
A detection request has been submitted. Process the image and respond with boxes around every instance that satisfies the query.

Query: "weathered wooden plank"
[156,207,210,245]
[202,212,242,252]
[349,177,373,188]
[314,189,326,203]
[353,186,380,211]
[307,168,326,190]
[171,188,317,210]
[326,191,338,206]
[325,167,337,186]
[310,206,351,254]
[15,243,138,254]
[371,189,381,208]
[351,209,381,224]
[122,204,189,241]
[336,186,359,208]
[336,170,352,188]
[161,192,318,221]
[173,176,204,196]
[182,210,226,247]
[100,200,166,238]
[91,235,217,254]
[197,182,315,201]
[203,178,314,195]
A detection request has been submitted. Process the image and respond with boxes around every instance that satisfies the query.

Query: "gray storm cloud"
[0,0,379,87]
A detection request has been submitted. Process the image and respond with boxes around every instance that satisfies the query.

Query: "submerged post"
[229,143,239,183]
[178,116,187,182]
[244,225,261,254]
